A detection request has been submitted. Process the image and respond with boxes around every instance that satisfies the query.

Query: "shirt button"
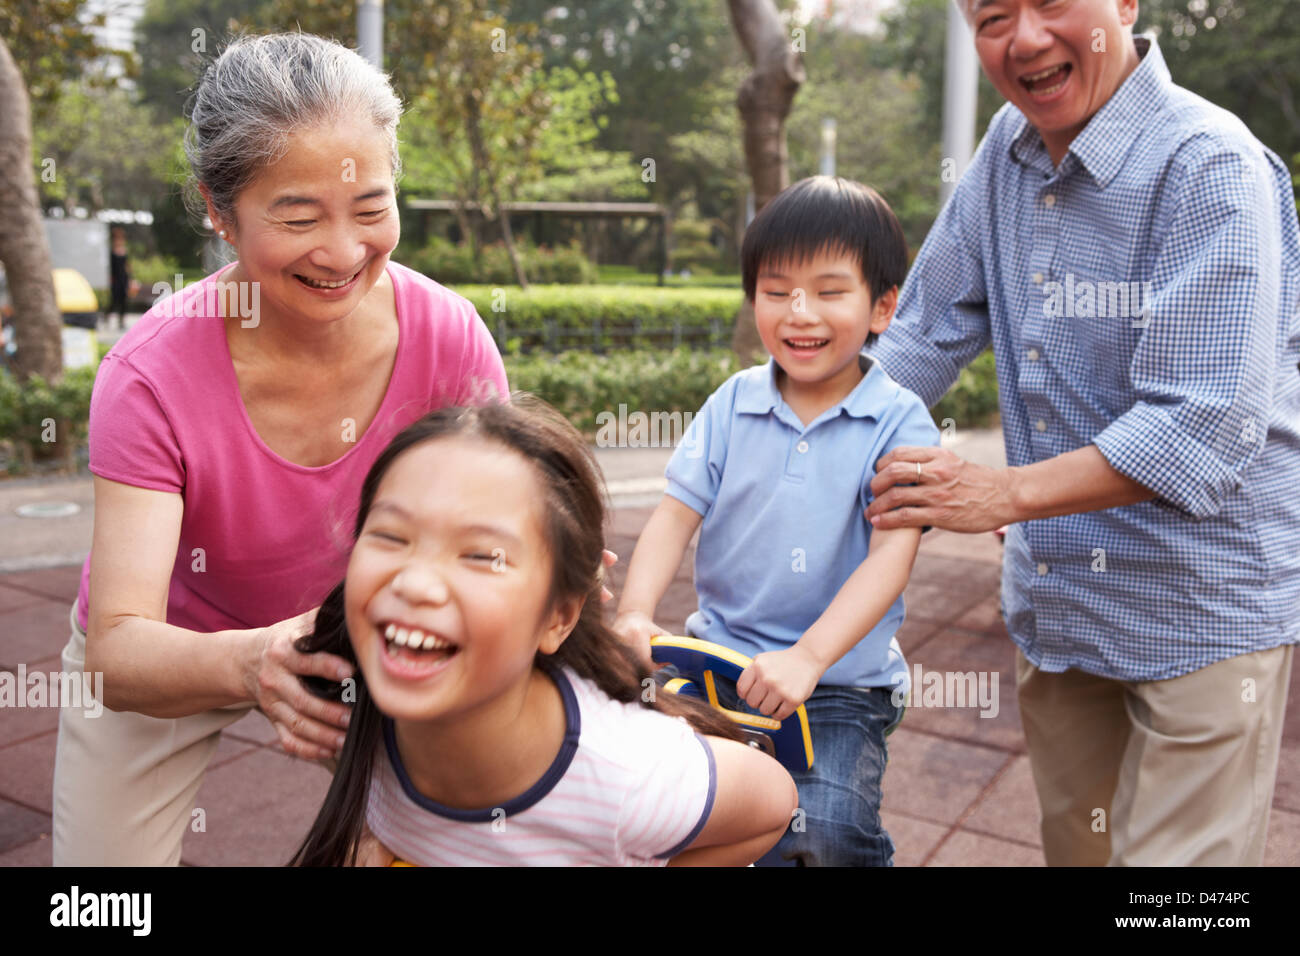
[1027,348,1040,361]
[796,440,809,453]
[1032,272,1044,285]
[1036,562,1049,576]
[1043,194,1057,208]
[1035,419,1048,432]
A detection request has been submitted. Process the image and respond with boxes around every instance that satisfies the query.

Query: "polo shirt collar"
[736,352,891,422]
[1009,34,1170,187]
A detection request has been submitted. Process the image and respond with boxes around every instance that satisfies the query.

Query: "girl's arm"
[667,736,798,866]
[86,476,353,759]
[737,525,923,720]
[612,494,704,663]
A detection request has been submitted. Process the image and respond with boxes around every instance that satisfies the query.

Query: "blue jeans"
[707,675,904,867]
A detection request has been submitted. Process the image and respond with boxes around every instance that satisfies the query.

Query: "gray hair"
[183,32,403,230]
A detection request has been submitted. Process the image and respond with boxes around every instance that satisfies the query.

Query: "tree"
[33,81,186,215]
[403,11,552,288]
[0,35,61,382]
[727,0,805,361]
[0,0,132,125]
[1140,0,1300,164]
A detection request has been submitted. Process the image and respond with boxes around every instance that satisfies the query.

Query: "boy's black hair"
[741,176,909,348]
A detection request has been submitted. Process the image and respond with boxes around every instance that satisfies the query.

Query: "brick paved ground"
[2,511,1297,865]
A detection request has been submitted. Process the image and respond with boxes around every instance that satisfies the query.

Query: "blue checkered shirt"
[870,36,1300,681]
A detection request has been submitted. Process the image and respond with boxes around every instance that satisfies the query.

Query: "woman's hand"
[599,549,618,603]
[241,606,355,761]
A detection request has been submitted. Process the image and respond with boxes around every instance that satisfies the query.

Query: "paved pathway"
[2,426,1296,865]
[2,513,1297,865]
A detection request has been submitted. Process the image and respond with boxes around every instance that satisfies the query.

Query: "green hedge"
[0,364,97,472]
[408,238,598,286]
[454,284,744,352]
[929,349,1000,431]
[504,348,746,435]
[0,347,999,475]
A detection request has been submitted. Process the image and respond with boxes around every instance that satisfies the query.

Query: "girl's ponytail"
[289,582,383,867]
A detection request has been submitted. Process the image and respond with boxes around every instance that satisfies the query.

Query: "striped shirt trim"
[655,733,717,859]
[380,659,581,822]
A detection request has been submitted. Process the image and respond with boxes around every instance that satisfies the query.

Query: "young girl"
[291,395,798,866]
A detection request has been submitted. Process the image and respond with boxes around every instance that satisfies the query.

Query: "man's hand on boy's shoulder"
[737,645,824,722]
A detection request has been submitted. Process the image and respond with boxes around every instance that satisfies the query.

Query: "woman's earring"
[219,230,227,238]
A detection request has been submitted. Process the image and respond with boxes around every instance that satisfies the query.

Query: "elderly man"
[867,0,1300,865]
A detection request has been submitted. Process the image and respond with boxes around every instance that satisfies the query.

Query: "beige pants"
[1016,643,1294,866]
[52,603,260,866]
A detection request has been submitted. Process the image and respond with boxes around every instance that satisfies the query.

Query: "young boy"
[613,176,939,866]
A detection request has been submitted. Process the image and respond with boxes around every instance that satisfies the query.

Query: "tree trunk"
[0,35,62,383]
[726,0,805,364]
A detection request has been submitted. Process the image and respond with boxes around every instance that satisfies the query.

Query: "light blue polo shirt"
[665,353,941,689]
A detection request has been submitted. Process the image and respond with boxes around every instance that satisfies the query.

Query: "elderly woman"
[51,33,510,865]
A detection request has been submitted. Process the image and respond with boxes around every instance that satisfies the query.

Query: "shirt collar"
[1009,34,1170,187]
[736,352,892,422]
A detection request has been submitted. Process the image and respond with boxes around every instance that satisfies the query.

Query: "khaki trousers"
[1015,643,1293,866]
[52,603,260,866]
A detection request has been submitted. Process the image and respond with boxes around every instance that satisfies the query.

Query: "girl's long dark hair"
[290,394,746,866]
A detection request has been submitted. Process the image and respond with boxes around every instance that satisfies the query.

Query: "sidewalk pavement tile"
[915,529,1005,566]
[880,810,950,867]
[224,709,280,747]
[900,629,1025,751]
[952,595,1009,638]
[960,754,1042,847]
[0,833,52,867]
[0,566,83,603]
[0,797,51,855]
[1272,741,1299,814]
[210,733,259,768]
[1264,808,1300,867]
[0,687,61,747]
[895,617,942,655]
[0,584,44,614]
[0,598,73,669]
[925,829,1045,866]
[0,733,56,810]
[903,554,1002,627]
[881,728,1011,824]
[180,748,331,866]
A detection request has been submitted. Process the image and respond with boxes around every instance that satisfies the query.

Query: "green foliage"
[669,215,727,274]
[504,348,746,435]
[1140,0,1300,167]
[0,363,96,471]
[408,239,597,286]
[0,0,135,125]
[451,284,743,351]
[596,265,741,288]
[930,349,999,430]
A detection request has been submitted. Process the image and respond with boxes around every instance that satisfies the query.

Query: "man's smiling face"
[967,0,1141,163]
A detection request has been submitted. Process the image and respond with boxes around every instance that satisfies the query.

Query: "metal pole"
[940,0,978,208]
[819,118,837,177]
[358,0,384,68]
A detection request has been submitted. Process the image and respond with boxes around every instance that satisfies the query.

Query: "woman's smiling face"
[212,115,400,327]
[344,436,579,725]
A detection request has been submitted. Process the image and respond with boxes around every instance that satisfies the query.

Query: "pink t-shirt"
[76,261,509,634]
